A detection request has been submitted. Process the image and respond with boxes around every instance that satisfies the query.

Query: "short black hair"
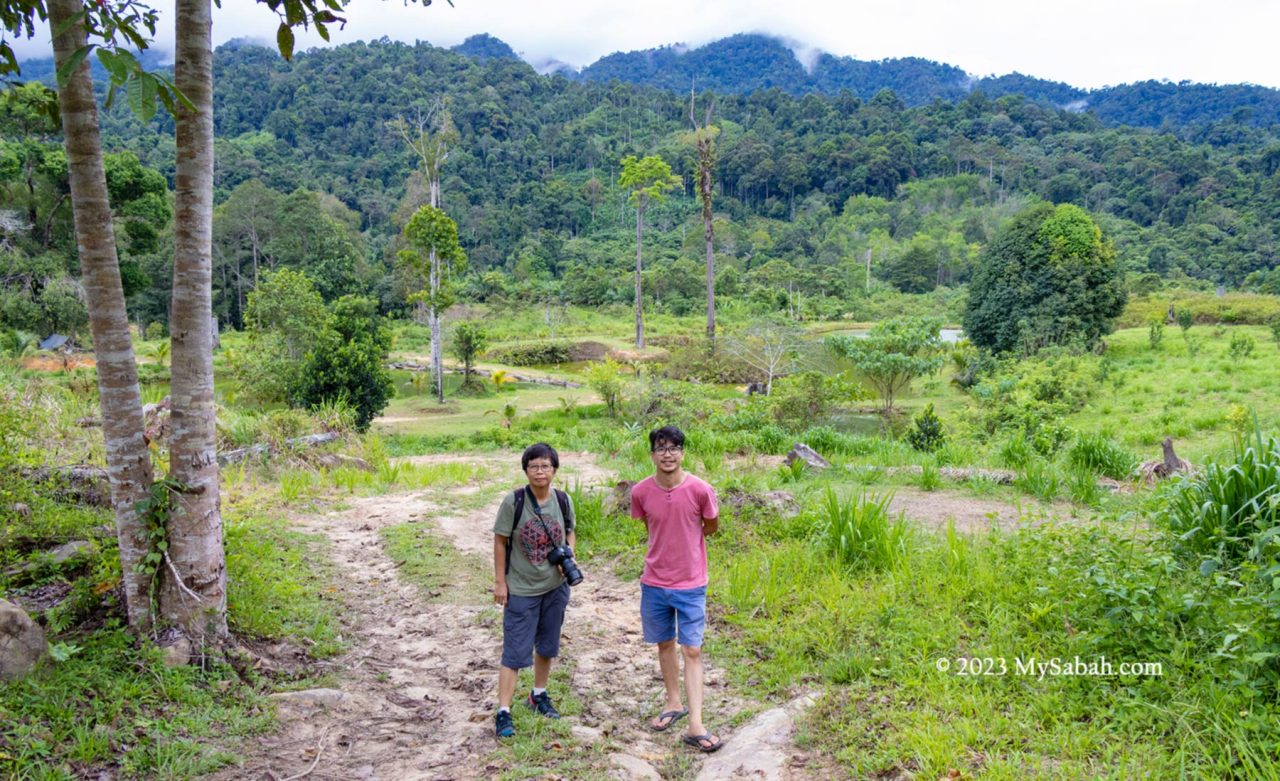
[649,426,685,451]
[521,442,559,471]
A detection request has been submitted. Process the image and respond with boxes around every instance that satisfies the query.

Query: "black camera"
[547,545,584,587]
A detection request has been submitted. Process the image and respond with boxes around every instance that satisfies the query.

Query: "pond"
[822,327,965,344]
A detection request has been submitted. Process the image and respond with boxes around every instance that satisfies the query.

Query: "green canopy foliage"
[964,203,1127,354]
[828,316,945,412]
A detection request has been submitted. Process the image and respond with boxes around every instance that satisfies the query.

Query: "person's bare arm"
[702,516,719,536]
[493,534,509,606]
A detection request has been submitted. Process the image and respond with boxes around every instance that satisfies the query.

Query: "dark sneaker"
[495,709,515,738]
[528,690,560,719]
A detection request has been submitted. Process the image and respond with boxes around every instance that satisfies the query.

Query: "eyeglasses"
[652,446,683,455]
[526,463,555,472]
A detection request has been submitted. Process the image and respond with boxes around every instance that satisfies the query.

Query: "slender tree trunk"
[697,142,716,344]
[634,202,645,349]
[430,250,443,403]
[164,0,227,644]
[49,0,154,633]
[428,171,444,403]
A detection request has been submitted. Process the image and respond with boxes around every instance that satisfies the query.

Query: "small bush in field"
[906,403,946,453]
[1148,318,1164,350]
[1227,332,1256,359]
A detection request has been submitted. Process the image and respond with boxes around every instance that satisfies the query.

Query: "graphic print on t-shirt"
[517,511,564,565]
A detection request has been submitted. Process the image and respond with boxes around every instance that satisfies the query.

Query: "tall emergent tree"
[686,90,719,343]
[620,154,679,348]
[964,202,1127,354]
[392,103,458,402]
[399,205,466,402]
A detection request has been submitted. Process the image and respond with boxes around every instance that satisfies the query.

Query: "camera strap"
[506,486,573,575]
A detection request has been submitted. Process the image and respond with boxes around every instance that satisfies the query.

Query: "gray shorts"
[501,582,570,670]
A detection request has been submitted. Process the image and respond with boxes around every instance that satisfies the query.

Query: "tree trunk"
[429,249,443,403]
[49,0,154,633]
[634,202,645,349]
[164,0,228,644]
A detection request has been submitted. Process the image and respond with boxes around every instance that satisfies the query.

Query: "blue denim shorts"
[640,583,707,648]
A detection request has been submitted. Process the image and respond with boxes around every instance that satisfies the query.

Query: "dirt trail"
[216,454,817,780]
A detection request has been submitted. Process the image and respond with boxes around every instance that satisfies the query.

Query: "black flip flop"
[650,708,688,732]
[682,732,725,753]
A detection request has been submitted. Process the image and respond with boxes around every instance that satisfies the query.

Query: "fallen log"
[217,432,340,466]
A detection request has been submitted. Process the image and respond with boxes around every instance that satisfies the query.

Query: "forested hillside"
[5,37,1280,337]
[577,33,1280,128]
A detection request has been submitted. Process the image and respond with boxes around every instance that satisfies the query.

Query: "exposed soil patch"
[19,355,95,371]
[889,487,1060,533]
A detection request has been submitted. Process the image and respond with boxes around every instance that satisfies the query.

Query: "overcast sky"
[13,0,1280,90]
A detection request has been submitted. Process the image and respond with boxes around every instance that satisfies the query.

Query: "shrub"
[662,342,757,383]
[769,371,863,430]
[906,403,946,453]
[1068,433,1137,480]
[1227,332,1256,360]
[966,352,1094,449]
[585,358,625,417]
[487,340,573,366]
[261,408,311,449]
[1147,317,1164,350]
[143,321,166,340]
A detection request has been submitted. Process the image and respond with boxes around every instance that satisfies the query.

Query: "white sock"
[532,687,547,697]
[498,706,510,714]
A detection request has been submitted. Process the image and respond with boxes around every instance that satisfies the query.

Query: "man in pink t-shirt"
[630,425,724,753]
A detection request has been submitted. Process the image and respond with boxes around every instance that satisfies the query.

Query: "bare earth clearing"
[214,454,827,780]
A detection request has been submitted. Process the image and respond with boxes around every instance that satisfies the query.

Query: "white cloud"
[10,0,1280,90]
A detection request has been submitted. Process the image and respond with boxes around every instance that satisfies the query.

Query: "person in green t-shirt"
[492,442,575,739]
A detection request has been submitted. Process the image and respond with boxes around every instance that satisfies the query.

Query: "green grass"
[0,629,269,780]
[381,521,489,604]
[225,513,344,658]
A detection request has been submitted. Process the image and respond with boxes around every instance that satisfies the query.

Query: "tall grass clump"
[1068,432,1137,479]
[819,488,910,572]
[1015,458,1061,502]
[1160,432,1280,567]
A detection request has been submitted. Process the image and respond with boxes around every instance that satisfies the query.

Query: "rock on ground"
[0,598,48,681]
[695,693,817,781]
[609,753,661,780]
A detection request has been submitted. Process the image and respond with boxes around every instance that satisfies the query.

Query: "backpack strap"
[505,487,524,575]
[504,486,573,575]
[555,488,574,535]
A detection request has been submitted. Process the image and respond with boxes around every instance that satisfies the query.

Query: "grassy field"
[6,300,1280,779]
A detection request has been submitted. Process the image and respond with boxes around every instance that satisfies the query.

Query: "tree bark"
[634,202,645,349]
[49,0,154,633]
[165,0,228,643]
[429,249,443,403]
